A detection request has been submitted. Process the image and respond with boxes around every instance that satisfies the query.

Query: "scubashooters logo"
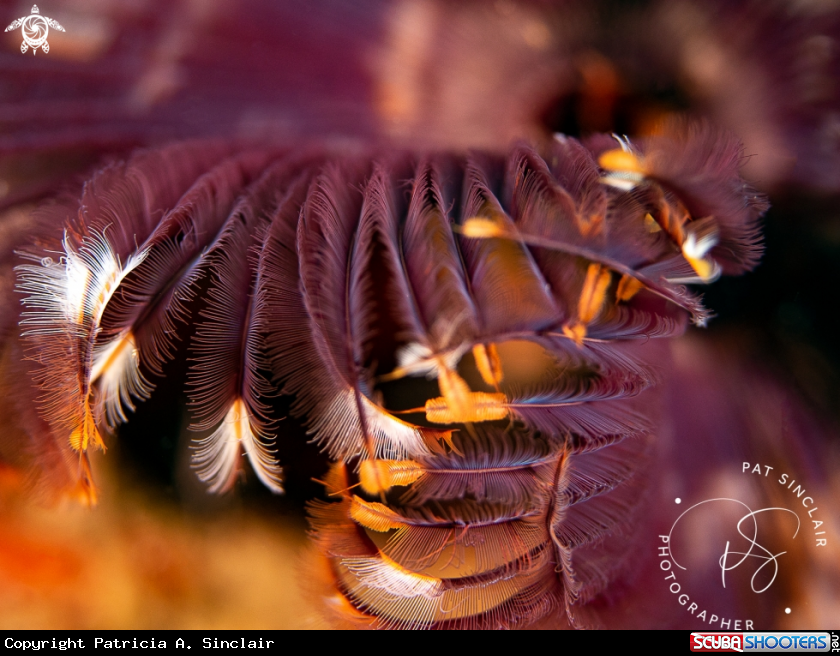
[689,632,833,652]
[658,462,829,630]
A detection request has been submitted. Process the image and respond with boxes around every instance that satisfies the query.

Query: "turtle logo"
[5,5,64,55]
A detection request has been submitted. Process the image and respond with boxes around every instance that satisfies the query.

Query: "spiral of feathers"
[0,122,765,628]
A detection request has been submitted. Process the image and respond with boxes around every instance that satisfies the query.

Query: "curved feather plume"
[16,228,149,453]
[93,149,279,426]
[13,142,238,455]
[267,159,451,462]
[188,161,314,493]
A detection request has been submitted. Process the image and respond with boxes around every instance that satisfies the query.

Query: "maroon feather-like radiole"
[1,124,766,628]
